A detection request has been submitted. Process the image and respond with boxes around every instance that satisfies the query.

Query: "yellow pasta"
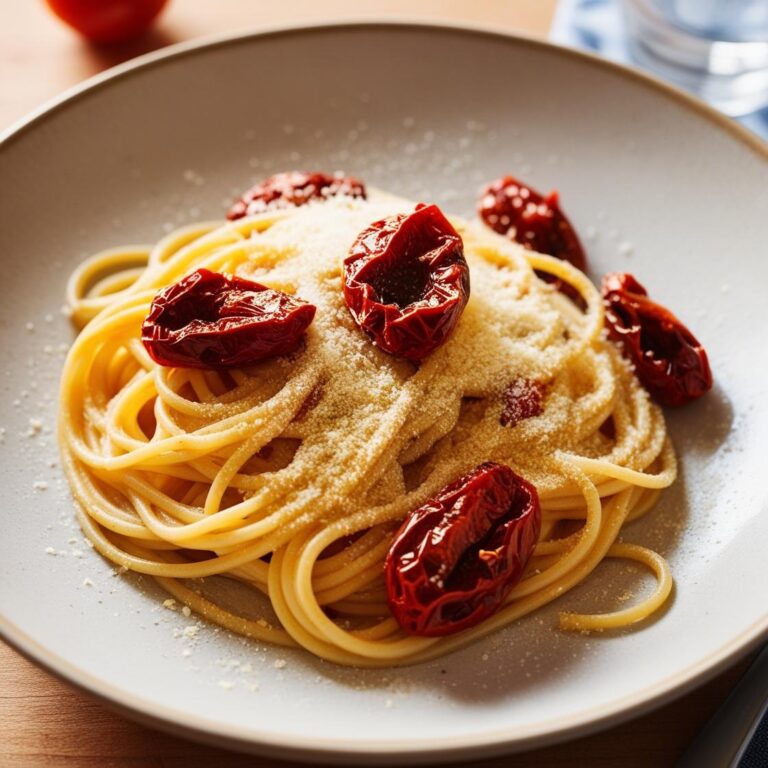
[59,194,676,667]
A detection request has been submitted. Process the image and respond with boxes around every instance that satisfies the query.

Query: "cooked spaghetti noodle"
[59,194,676,666]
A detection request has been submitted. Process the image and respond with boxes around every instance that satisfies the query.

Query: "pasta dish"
[59,171,711,667]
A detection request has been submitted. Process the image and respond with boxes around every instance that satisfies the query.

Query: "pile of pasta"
[60,195,675,667]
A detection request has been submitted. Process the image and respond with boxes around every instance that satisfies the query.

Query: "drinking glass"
[622,0,768,115]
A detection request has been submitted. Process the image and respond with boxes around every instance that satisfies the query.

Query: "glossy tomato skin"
[478,175,587,272]
[601,273,712,407]
[228,171,367,220]
[385,462,541,637]
[343,204,470,362]
[141,268,316,369]
[500,379,545,427]
[478,175,589,306]
[45,0,168,44]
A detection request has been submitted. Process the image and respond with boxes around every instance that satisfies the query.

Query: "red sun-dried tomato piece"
[478,175,587,271]
[478,175,587,305]
[385,462,541,637]
[343,204,470,361]
[141,268,316,369]
[500,379,545,427]
[227,170,366,220]
[602,272,712,407]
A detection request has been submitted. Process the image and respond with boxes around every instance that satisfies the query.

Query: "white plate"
[1,22,767,765]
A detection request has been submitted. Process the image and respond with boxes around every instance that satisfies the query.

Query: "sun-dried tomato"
[478,175,587,305]
[478,175,586,271]
[141,268,315,369]
[500,379,545,427]
[227,170,366,220]
[602,273,712,407]
[343,204,470,361]
[385,462,541,637]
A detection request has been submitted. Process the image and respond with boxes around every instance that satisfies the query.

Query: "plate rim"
[2,18,767,158]
[1,19,766,764]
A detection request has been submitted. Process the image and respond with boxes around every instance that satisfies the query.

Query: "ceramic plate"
[1,22,766,765]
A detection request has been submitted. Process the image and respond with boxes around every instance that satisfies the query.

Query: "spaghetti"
[59,194,676,667]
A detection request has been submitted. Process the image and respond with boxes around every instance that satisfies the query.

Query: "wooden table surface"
[0,1,754,766]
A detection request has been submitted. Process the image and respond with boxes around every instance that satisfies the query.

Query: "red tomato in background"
[45,0,169,44]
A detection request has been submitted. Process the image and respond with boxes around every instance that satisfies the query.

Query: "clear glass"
[622,0,768,115]
[657,0,768,42]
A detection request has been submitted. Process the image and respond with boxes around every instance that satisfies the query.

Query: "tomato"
[601,273,712,407]
[385,462,541,637]
[478,175,587,272]
[343,204,470,362]
[141,269,316,369]
[45,0,169,44]
[228,171,367,221]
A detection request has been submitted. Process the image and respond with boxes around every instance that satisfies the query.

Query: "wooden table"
[0,1,753,766]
